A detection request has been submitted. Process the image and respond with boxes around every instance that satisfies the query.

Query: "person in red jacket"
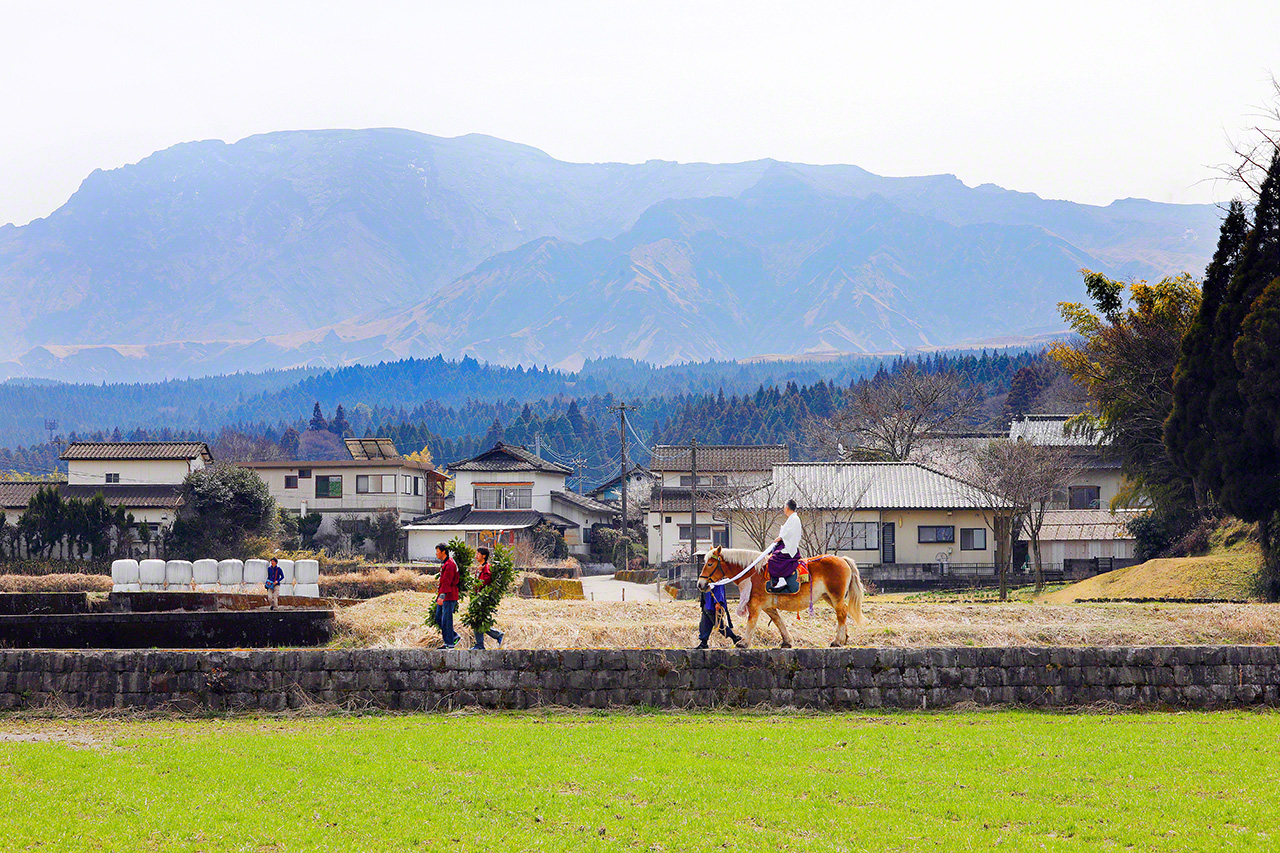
[434,543,461,649]
[470,546,505,650]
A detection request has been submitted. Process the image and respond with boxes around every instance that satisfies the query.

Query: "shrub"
[0,573,112,593]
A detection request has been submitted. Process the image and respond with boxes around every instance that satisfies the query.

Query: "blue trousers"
[435,600,459,647]
[473,628,504,649]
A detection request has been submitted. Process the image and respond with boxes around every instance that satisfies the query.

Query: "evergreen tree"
[309,402,327,432]
[1165,199,1249,504]
[330,404,351,437]
[279,427,300,459]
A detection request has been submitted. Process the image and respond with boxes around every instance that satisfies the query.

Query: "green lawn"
[1,711,1276,851]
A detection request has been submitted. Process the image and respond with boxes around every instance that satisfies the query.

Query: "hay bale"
[192,559,218,585]
[276,559,295,583]
[519,575,585,600]
[165,560,193,588]
[277,583,295,598]
[243,559,267,585]
[295,582,320,598]
[138,559,166,585]
[111,560,139,585]
[295,559,320,584]
[218,559,244,587]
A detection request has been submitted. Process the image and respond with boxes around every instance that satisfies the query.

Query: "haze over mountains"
[0,128,1222,381]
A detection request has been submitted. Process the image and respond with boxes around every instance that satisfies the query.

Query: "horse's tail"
[842,557,865,624]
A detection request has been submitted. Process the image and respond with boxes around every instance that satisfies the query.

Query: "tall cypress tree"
[1201,148,1280,597]
[1165,199,1249,503]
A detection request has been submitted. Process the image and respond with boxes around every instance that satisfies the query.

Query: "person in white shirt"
[767,499,803,592]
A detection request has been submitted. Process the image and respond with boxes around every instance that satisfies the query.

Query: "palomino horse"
[697,546,865,647]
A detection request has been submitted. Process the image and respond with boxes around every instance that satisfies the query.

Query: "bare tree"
[715,474,784,552]
[810,364,982,462]
[1019,445,1087,592]
[1215,74,1280,200]
[780,465,872,557]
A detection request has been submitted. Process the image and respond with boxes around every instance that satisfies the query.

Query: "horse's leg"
[765,607,793,648]
[742,604,759,648]
[832,590,848,647]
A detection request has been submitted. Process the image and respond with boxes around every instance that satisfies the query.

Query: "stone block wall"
[2,646,1279,713]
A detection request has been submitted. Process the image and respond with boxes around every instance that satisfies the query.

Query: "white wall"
[68,458,198,486]
[254,464,435,520]
[452,470,566,513]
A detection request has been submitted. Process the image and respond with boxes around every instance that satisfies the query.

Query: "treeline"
[0,348,1046,448]
[2,348,1054,489]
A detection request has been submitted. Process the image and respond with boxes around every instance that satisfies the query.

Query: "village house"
[586,465,655,509]
[0,441,213,553]
[405,442,615,559]
[241,438,447,544]
[721,461,1009,589]
[646,444,789,564]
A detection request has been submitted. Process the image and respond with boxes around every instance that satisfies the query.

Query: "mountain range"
[0,129,1223,380]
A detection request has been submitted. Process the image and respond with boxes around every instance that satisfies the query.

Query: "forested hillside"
[1,349,1070,488]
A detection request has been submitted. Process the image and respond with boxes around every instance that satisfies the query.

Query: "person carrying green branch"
[469,547,505,649]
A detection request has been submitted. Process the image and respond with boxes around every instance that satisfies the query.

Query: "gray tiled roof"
[647,485,735,513]
[1008,415,1105,447]
[735,462,1002,510]
[1036,509,1141,542]
[60,441,213,462]
[551,490,616,516]
[413,505,553,528]
[651,444,789,473]
[0,481,183,510]
[447,442,573,475]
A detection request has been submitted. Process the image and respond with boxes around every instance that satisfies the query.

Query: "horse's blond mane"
[717,548,764,568]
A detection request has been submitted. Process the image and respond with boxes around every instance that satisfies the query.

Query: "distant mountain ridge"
[0,129,1222,379]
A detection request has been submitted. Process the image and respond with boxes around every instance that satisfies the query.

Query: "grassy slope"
[2,713,1278,852]
[1042,541,1262,605]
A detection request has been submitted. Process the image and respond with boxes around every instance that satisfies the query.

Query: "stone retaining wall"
[3,646,1280,712]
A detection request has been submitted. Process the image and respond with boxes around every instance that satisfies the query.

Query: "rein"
[710,546,774,587]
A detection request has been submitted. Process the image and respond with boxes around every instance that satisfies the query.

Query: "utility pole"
[534,433,542,459]
[609,403,638,560]
[689,437,698,578]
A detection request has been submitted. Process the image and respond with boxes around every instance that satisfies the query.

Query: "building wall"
[549,496,612,555]
[406,527,523,561]
[724,507,997,567]
[67,458,199,486]
[254,465,434,527]
[1059,467,1126,509]
[452,470,567,514]
[1045,539,1136,564]
[647,509,731,564]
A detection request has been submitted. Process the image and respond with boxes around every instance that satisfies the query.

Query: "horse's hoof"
[829,641,842,648]
[735,641,748,649]
[780,642,792,649]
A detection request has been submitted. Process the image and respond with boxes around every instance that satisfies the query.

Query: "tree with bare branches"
[716,474,784,552]
[955,441,1041,601]
[809,364,982,462]
[1216,74,1280,200]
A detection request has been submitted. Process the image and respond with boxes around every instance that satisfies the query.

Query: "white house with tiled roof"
[405,443,615,559]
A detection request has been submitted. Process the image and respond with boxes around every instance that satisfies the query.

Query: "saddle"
[771,560,809,595]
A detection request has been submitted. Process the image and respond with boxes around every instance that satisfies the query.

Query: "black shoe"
[694,642,709,649]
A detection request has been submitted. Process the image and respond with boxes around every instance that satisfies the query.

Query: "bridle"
[698,546,773,589]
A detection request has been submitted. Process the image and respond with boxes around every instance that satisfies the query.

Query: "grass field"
[1,711,1276,851]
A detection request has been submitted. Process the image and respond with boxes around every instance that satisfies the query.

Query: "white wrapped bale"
[139,559,166,586]
[276,559,295,584]
[294,560,320,584]
[165,560,193,588]
[194,583,219,592]
[295,583,320,598]
[276,583,295,598]
[122,583,142,592]
[192,559,219,585]
[111,560,139,586]
[218,559,244,587]
[243,559,268,585]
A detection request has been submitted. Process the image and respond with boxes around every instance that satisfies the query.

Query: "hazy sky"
[2,1,1277,226]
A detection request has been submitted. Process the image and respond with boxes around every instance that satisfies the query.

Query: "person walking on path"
[470,546,506,649]
[696,581,742,648]
[767,499,803,593]
[265,557,284,610]
[434,543,461,649]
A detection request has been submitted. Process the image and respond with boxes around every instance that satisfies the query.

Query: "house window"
[298,469,312,479]
[960,528,987,550]
[827,521,879,550]
[679,525,713,542]
[679,475,712,487]
[414,477,421,496]
[665,516,673,524]
[712,528,729,547]
[315,475,342,498]
[504,487,532,510]
[357,475,399,494]
[918,525,955,543]
[712,476,728,486]
[475,487,502,510]
[105,473,120,484]
[403,475,412,495]
[1069,485,1101,510]
[285,475,299,490]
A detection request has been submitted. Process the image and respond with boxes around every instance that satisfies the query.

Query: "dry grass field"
[332,590,1280,650]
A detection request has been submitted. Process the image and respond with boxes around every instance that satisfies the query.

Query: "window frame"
[474,487,502,510]
[960,528,987,550]
[504,487,533,510]
[284,475,299,490]
[314,475,343,498]
[918,525,956,544]
[298,468,312,479]
[105,472,121,484]
[1068,485,1102,510]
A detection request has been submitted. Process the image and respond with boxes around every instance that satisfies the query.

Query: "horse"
[697,545,865,648]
